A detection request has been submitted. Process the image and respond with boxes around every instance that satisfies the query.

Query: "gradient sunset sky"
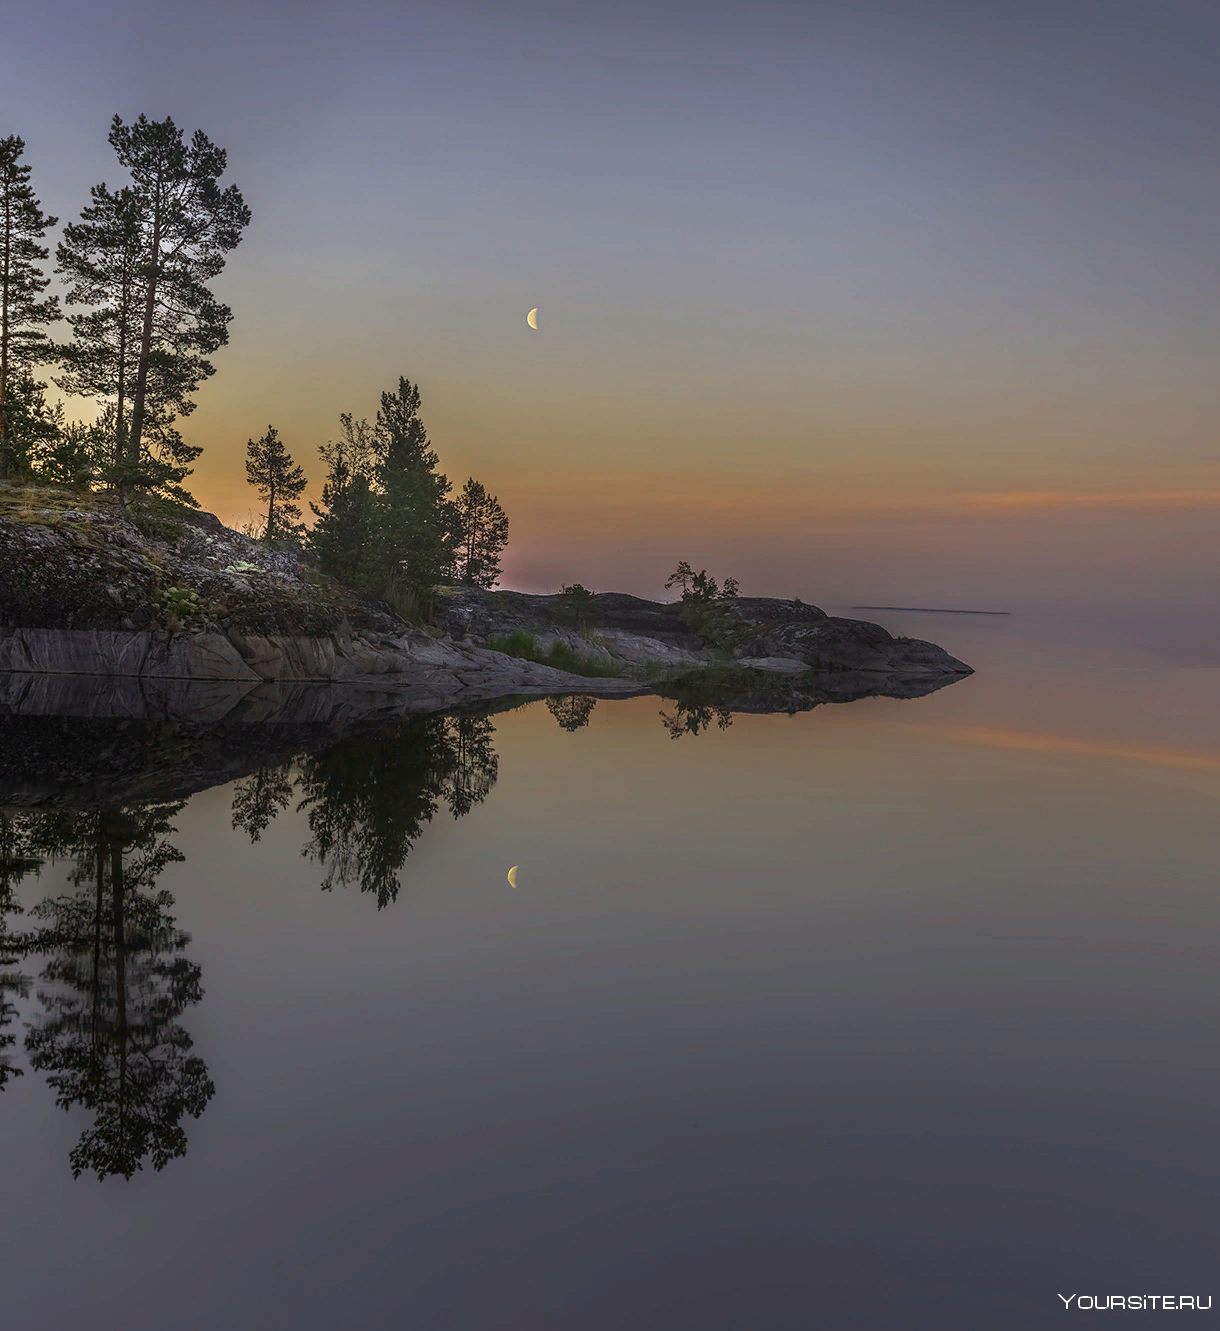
[3,0,1219,607]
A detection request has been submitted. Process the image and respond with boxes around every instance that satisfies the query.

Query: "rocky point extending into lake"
[0,484,971,733]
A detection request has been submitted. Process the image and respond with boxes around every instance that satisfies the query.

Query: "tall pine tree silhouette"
[374,377,457,594]
[55,184,143,477]
[58,115,251,502]
[0,136,59,480]
[245,425,307,541]
[455,477,509,588]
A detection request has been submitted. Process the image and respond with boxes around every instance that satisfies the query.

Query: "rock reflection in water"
[231,712,500,909]
[14,805,214,1179]
[654,664,954,739]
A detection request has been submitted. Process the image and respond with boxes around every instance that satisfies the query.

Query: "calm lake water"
[1,607,1218,1329]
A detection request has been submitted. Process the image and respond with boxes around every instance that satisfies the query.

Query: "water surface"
[1,609,1217,1329]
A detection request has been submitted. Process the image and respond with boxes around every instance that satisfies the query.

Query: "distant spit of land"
[851,606,1011,616]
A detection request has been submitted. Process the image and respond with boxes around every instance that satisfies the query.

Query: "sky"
[3,0,1219,608]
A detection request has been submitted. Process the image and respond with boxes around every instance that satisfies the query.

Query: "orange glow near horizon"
[939,725,1220,775]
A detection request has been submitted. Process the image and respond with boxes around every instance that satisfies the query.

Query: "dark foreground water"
[1,609,1217,1329]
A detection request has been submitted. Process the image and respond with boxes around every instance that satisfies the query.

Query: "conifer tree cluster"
[0,117,250,502]
[305,375,510,605]
[3,122,513,608]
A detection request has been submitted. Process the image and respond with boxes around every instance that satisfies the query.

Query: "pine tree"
[58,115,251,501]
[309,413,380,586]
[245,425,307,542]
[454,477,509,588]
[0,136,60,481]
[32,411,109,490]
[0,372,63,481]
[56,183,144,479]
[309,379,462,600]
[374,376,457,592]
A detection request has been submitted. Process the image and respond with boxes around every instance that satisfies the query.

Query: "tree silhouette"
[454,477,509,588]
[309,379,464,599]
[57,115,251,502]
[0,135,60,481]
[373,377,459,597]
[295,721,452,908]
[556,583,595,628]
[245,425,307,542]
[308,413,379,586]
[664,561,696,597]
[22,804,214,1180]
[55,183,144,478]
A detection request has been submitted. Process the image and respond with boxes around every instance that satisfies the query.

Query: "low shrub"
[545,639,619,678]
[159,584,202,630]
[556,582,596,626]
[488,628,538,658]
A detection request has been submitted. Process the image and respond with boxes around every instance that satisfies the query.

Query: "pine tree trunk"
[116,319,127,475]
[0,187,11,483]
[127,201,162,494]
[114,266,132,485]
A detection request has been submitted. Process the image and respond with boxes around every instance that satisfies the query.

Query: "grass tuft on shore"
[487,628,620,678]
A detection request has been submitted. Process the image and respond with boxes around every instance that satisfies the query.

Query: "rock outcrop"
[0,489,971,704]
[435,588,973,680]
[0,494,643,700]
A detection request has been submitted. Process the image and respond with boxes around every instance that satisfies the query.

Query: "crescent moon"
[507,865,519,888]
[526,308,538,330]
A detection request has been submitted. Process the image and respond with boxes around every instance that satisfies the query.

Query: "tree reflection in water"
[0,813,39,1092]
[1,708,502,1176]
[545,695,598,732]
[20,805,214,1179]
[659,701,733,739]
[232,711,500,909]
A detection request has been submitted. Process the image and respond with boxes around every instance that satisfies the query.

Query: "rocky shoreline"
[0,489,972,714]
